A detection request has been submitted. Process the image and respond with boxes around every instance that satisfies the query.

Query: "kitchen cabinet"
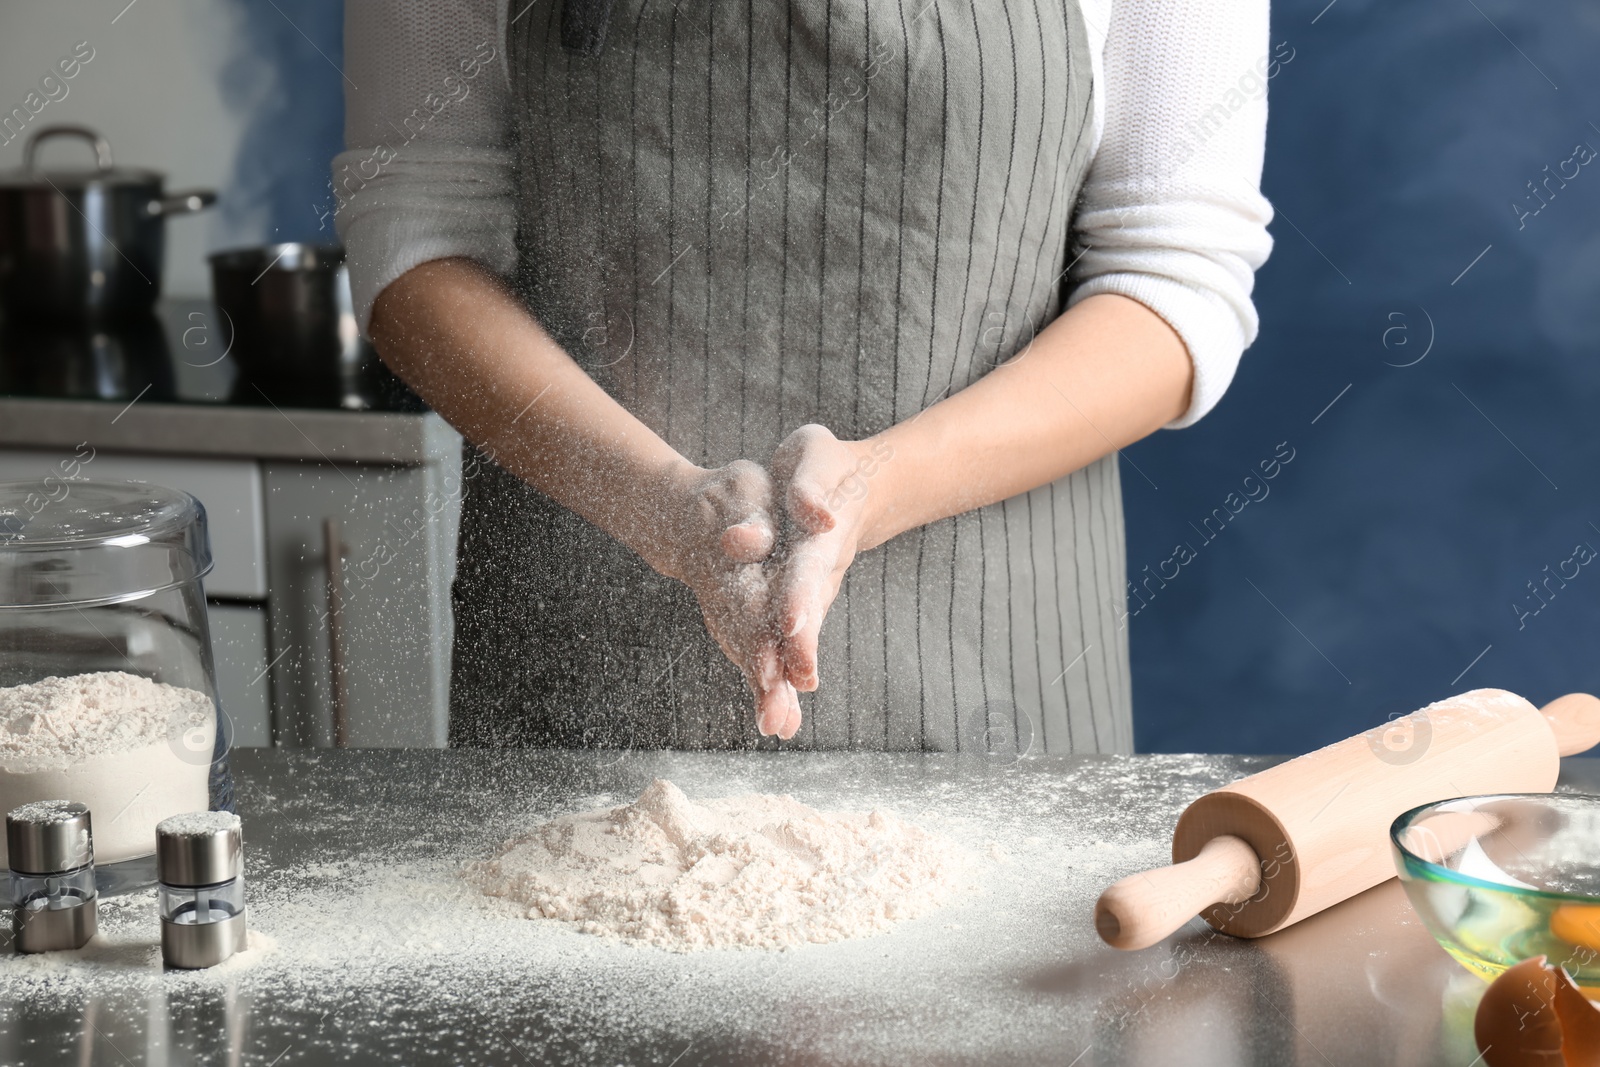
[262,459,461,748]
[0,400,462,749]
[207,603,271,749]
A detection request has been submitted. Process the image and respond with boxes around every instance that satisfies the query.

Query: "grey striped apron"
[449,0,1134,754]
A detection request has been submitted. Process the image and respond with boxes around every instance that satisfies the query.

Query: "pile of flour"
[0,671,214,864]
[467,779,969,951]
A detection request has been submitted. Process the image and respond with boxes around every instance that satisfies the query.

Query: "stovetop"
[0,299,426,413]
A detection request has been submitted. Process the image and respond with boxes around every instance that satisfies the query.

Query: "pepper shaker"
[157,812,247,969]
[7,800,98,953]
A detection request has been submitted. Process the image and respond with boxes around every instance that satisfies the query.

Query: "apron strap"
[560,0,615,57]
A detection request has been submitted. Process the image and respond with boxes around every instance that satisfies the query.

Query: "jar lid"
[0,480,213,608]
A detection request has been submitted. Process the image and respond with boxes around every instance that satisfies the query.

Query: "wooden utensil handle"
[1094,834,1260,950]
[1542,694,1600,756]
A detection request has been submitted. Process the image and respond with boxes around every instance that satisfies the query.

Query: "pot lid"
[0,125,163,191]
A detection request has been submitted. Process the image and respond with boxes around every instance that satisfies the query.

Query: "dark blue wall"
[1123,0,1600,753]
[270,1,1599,755]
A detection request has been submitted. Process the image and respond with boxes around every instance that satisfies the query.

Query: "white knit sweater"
[336,0,1275,427]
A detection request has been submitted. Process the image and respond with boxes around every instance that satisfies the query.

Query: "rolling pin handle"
[1094,834,1262,951]
[1541,694,1600,757]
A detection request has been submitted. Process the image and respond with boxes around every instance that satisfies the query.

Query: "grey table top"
[3,749,1595,1066]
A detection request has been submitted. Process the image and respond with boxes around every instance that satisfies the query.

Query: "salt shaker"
[7,800,98,953]
[156,811,247,969]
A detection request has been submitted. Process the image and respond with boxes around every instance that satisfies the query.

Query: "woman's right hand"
[368,260,803,738]
[640,459,803,740]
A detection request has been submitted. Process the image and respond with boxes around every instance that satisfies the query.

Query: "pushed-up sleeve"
[336,0,517,336]
[1069,0,1278,427]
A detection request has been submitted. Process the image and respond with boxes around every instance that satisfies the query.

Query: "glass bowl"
[1391,793,1600,988]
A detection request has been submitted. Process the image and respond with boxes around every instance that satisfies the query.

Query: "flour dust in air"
[466,779,970,951]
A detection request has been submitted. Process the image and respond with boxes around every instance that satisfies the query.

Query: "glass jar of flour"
[0,480,227,880]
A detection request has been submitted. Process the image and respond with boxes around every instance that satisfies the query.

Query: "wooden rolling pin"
[1095,688,1600,950]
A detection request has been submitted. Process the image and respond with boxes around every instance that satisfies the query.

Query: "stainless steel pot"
[208,243,375,409]
[0,125,215,321]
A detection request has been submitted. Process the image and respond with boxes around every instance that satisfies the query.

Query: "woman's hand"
[370,260,804,737]
[644,459,803,739]
[768,425,893,694]
[761,296,1196,702]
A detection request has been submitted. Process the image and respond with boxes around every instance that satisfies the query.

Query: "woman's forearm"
[368,257,693,574]
[856,293,1193,551]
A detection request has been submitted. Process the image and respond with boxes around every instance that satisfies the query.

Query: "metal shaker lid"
[6,801,93,875]
[156,812,242,887]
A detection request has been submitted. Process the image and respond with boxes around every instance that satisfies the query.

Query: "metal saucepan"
[0,125,216,321]
[209,243,393,410]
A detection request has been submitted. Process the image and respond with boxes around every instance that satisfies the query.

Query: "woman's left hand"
[768,424,893,694]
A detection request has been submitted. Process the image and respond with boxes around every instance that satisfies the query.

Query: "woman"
[335,0,1272,752]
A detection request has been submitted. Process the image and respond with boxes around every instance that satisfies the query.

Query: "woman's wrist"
[615,455,705,581]
[843,435,900,552]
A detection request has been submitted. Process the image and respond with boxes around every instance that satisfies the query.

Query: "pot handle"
[147,189,218,217]
[23,125,114,172]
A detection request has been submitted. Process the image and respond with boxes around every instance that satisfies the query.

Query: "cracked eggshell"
[1474,956,1600,1067]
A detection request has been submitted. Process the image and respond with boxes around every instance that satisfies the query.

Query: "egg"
[1474,956,1600,1066]
[1551,904,1600,956]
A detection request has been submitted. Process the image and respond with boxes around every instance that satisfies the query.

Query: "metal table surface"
[3,749,1595,1066]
